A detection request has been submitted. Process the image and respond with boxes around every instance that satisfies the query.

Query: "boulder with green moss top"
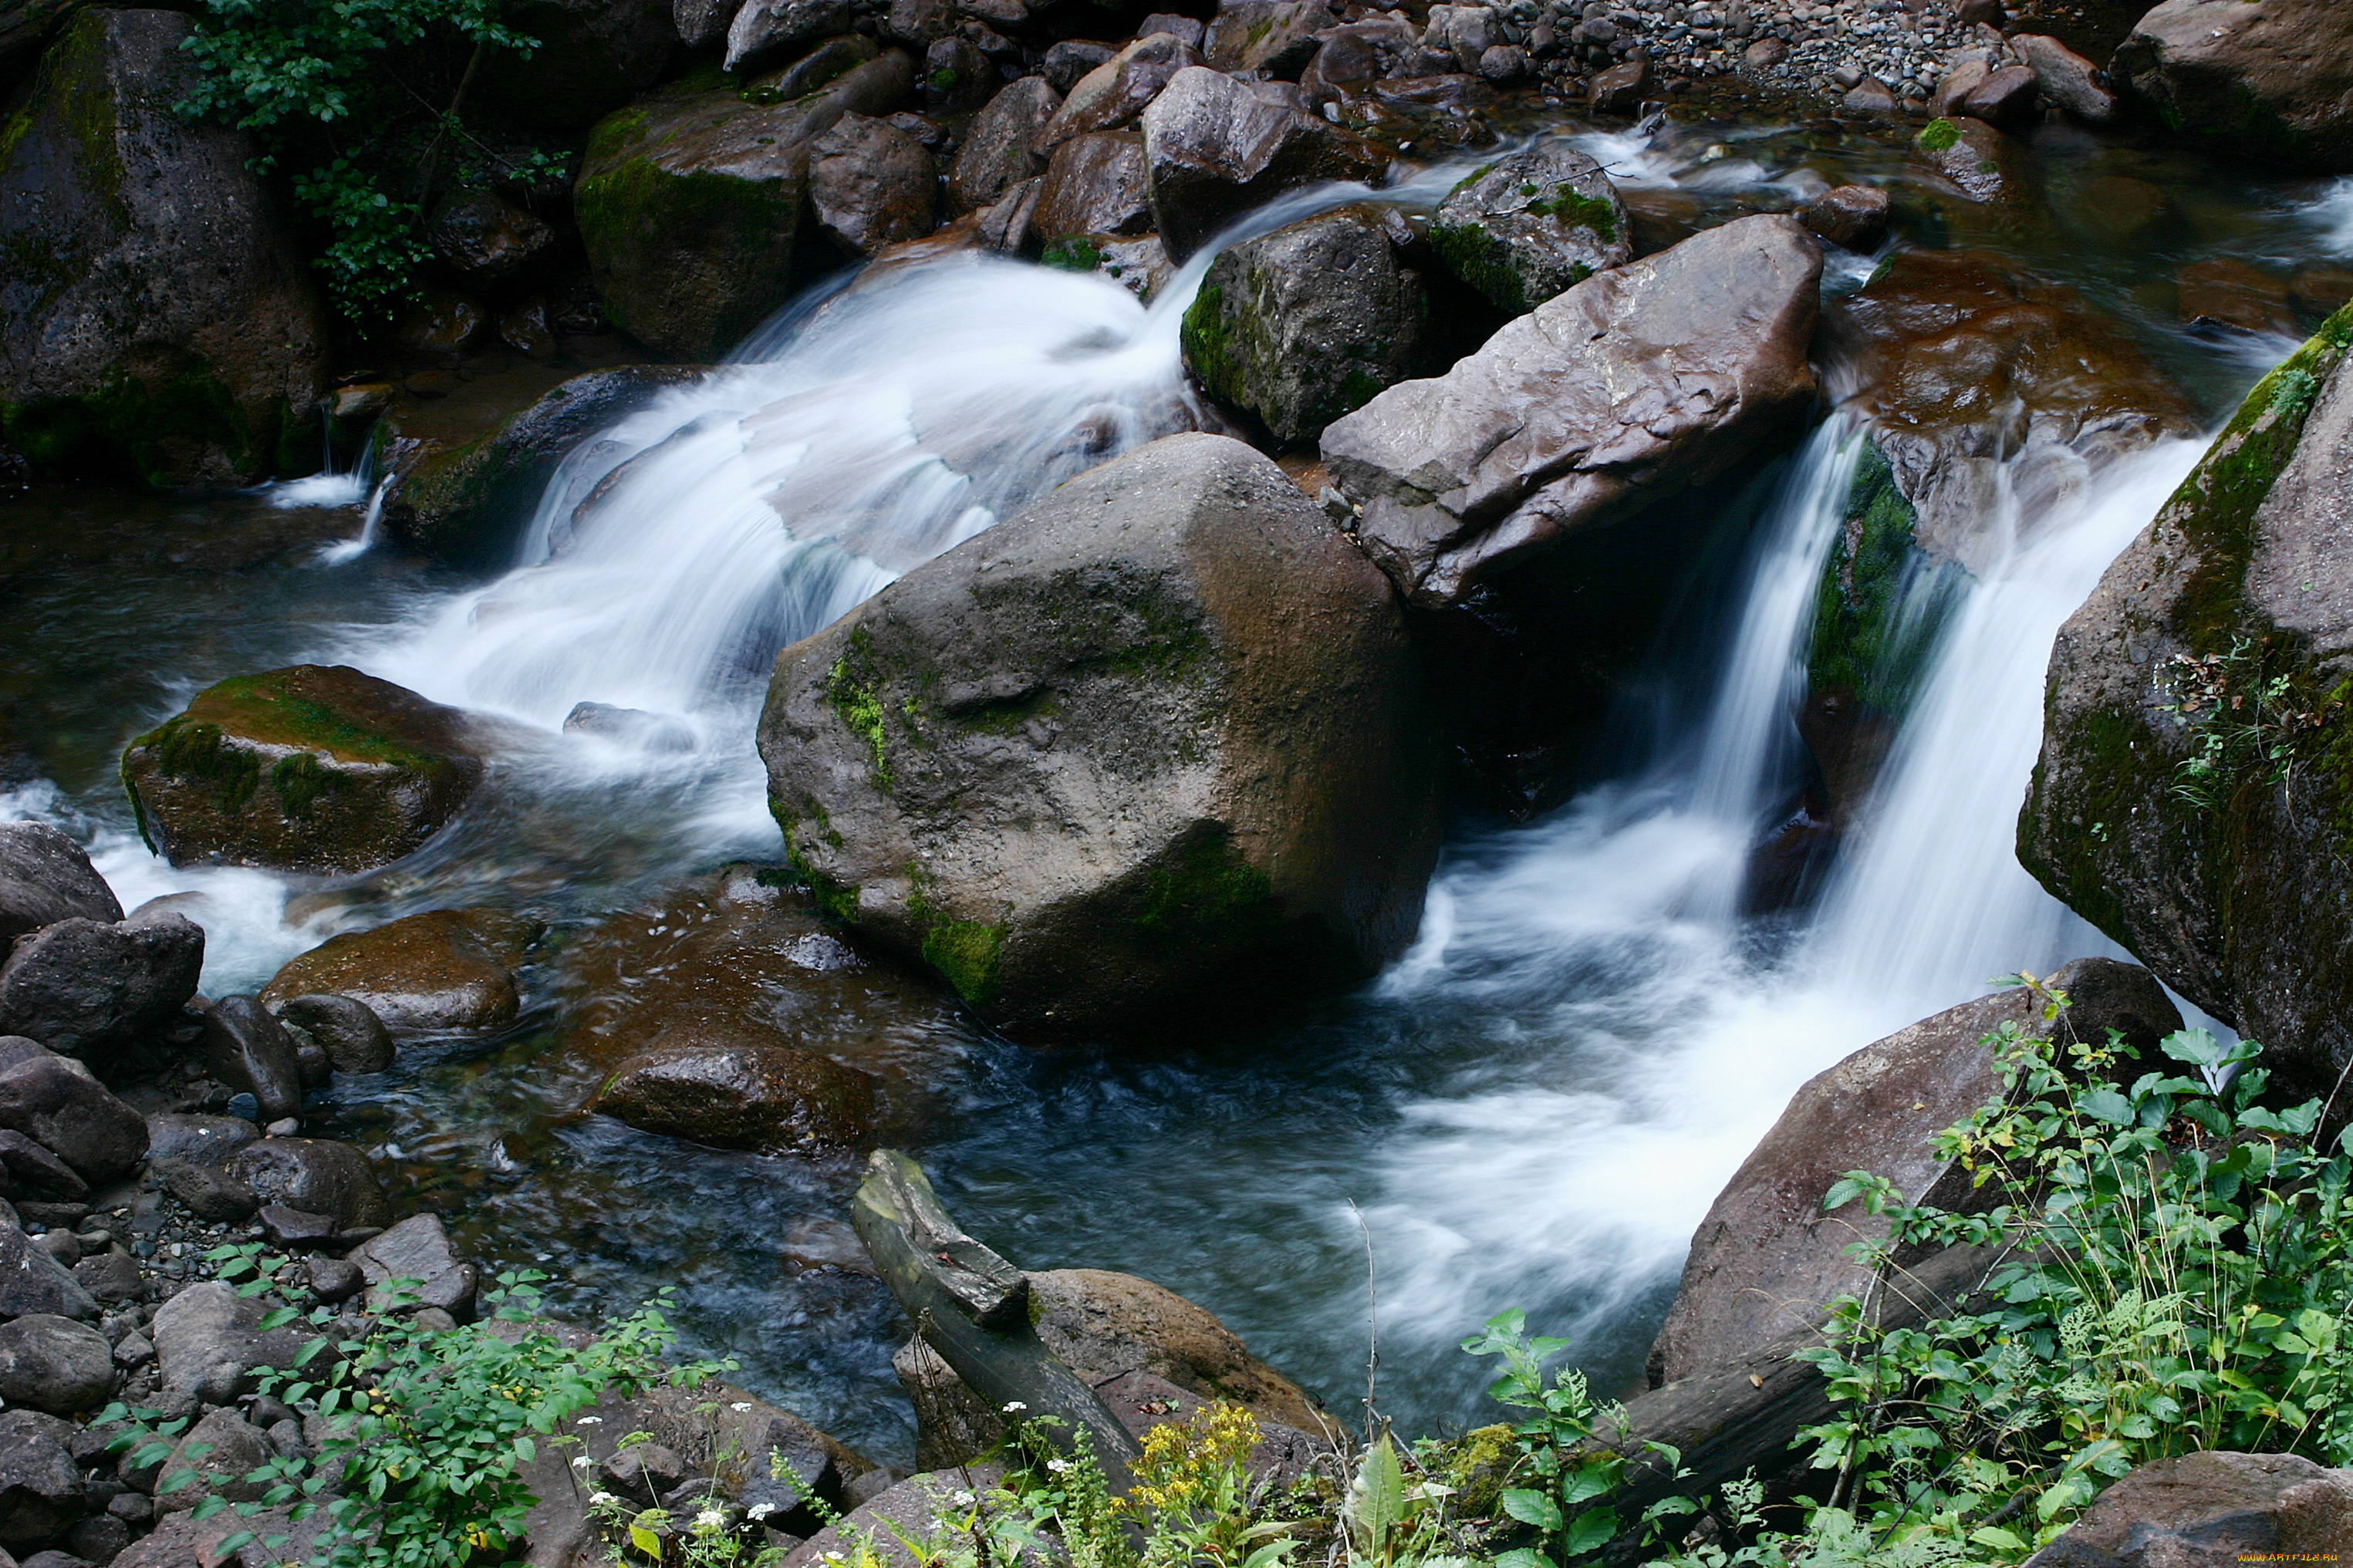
[1180,205,1423,443]
[2020,302,2353,1094]
[120,667,488,876]
[380,364,711,568]
[0,8,328,487]
[574,52,917,359]
[757,431,1442,1043]
[1428,147,1630,317]
[2111,0,2353,173]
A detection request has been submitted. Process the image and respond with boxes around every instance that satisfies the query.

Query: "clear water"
[2,125,2348,1465]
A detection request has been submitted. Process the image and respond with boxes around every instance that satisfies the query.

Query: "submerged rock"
[589,1020,879,1155]
[272,993,397,1075]
[0,824,120,942]
[259,908,538,1034]
[0,8,328,487]
[1141,66,1384,260]
[1427,146,1631,315]
[1322,214,1820,609]
[2112,0,2353,173]
[1180,205,1423,442]
[758,432,1441,1042]
[2021,305,2353,1091]
[575,54,917,359]
[120,666,488,877]
[1650,958,2180,1384]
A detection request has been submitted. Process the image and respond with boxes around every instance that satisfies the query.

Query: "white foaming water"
[1362,430,2207,1362]
[2297,177,2353,256]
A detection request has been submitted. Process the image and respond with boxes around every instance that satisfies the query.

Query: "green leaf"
[2078,1087,2137,1125]
[1501,1489,1562,1530]
[1558,1506,1616,1556]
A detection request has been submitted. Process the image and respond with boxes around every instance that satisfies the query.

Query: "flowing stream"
[4,123,2351,1461]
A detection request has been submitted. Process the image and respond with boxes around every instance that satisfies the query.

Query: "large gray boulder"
[948,77,1062,212]
[2024,1451,2353,1566]
[1428,144,1632,315]
[2020,303,2353,1092]
[150,1280,318,1406]
[1649,959,2181,1384]
[0,824,120,942]
[0,908,201,1063]
[758,432,1442,1041]
[1322,214,1821,609]
[0,1314,113,1415]
[0,8,328,486]
[0,1223,96,1320]
[2111,0,2353,172]
[726,0,854,70]
[575,53,916,359]
[1140,66,1384,260]
[0,1054,148,1183]
[221,1138,389,1230]
[1180,206,1424,443]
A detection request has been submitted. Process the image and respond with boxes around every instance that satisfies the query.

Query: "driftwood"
[849,1149,1143,1489]
[1598,1242,2007,1559]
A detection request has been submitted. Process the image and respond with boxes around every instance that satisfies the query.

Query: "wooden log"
[849,1148,1143,1489]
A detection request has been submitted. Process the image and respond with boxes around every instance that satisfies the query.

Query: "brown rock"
[258,908,537,1034]
[1590,51,1649,112]
[426,189,555,283]
[2176,256,2298,336]
[1322,214,1820,608]
[2064,172,2179,247]
[809,113,938,256]
[1798,184,1889,251]
[2024,1451,2353,1566]
[1742,35,1784,69]
[1914,115,2031,205]
[2294,265,2353,320]
[1031,130,1153,242]
[744,34,882,102]
[395,288,489,358]
[1038,32,1201,149]
[2112,0,2353,172]
[948,77,1058,212]
[2011,32,2115,124]
[1839,76,1898,115]
[589,1020,879,1155]
[1649,959,2180,1384]
[1955,62,2038,129]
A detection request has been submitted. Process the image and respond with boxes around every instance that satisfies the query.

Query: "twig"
[1348,1200,1379,1435]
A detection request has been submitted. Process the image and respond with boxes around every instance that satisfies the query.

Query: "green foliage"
[104,1246,722,1568]
[175,0,562,319]
[2156,634,2340,811]
[1916,119,1960,153]
[1042,238,1107,272]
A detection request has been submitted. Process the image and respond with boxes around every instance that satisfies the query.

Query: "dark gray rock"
[1799,183,1891,251]
[1037,32,1200,149]
[159,1161,260,1224]
[0,8,328,487]
[150,1282,312,1408]
[673,0,730,46]
[199,999,302,1124]
[809,112,937,257]
[2111,0,2353,173]
[0,1224,96,1320]
[1429,145,1632,315]
[425,188,555,284]
[0,1131,84,1200]
[0,825,120,942]
[1203,0,1329,77]
[588,1022,878,1156]
[1322,214,1821,608]
[66,1513,130,1566]
[947,76,1061,213]
[305,1256,363,1306]
[725,0,854,71]
[1650,958,2181,1384]
[744,34,882,102]
[0,1057,145,1184]
[1180,205,1423,442]
[153,1407,270,1513]
[71,1251,141,1307]
[349,1215,478,1320]
[758,432,1441,1042]
[0,1316,113,1415]
[1140,66,1384,260]
[2025,1450,2353,1566]
[0,912,202,1065]
[223,1139,388,1231]
[0,1413,82,1544]
[1040,39,1116,92]
[1031,130,1153,243]
[141,1115,257,1168]
[271,995,395,1076]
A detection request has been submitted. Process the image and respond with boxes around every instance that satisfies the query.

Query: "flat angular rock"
[0,1131,85,1200]
[143,1114,258,1168]
[1140,66,1383,260]
[1204,0,1331,77]
[150,1281,314,1406]
[1322,214,1820,607]
[0,909,201,1064]
[1429,144,1631,315]
[1038,32,1200,149]
[160,1159,261,1223]
[258,908,536,1034]
[1798,184,1889,251]
[947,76,1060,211]
[1650,958,2180,1384]
[0,1412,82,1545]
[809,112,937,257]
[758,432,1440,1041]
[588,1022,879,1155]
[0,824,120,942]
[0,1224,96,1320]
[1180,204,1423,442]
[120,666,486,877]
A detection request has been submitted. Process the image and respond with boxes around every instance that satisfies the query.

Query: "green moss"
[1429,219,1529,317]
[1041,237,1105,272]
[928,66,959,92]
[921,919,1005,1008]
[138,718,262,811]
[2,357,265,488]
[1809,440,1963,716]
[826,628,895,791]
[1916,118,1960,152]
[1527,189,1617,241]
[1136,824,1276,940]
[268,751,346,818]
[181,673,445,772]
[775,803,859,922]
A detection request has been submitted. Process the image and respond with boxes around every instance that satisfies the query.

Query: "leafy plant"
[2156,635,2340,811]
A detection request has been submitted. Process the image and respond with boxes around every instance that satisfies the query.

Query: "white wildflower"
[590,1492,619,1507]
[571,1456,593,1469]
[1046,1459,1072,1475]
[747,1502,777,1521]
[825,1553,846,1563]
[1001,1401,1027,1414]
[731,1401,755,1412]
[694,1509,727,1532]
[576,1416,604,1426]
[953,1490,977,1507]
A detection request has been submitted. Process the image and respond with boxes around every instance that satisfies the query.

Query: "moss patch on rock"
[1809,439,1964,719]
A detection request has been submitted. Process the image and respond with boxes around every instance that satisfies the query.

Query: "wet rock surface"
[0,9,327,487]
[2112,0,2353,173]
[759,431,1441,1042]
[0,826,120,943]
[1428,144,1631,315]
[1324,213,1820,608]
[259,908,538,1035]
[120,666,489,878]
[0,911,202,1067]
[589,1021,880,1155]
[948,76,1060,211]
[1140,66,1383,261]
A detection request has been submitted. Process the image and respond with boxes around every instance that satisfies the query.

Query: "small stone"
[264,1118,299,1137]
[257,1204,337,1249]
[304,1257,363,1305]
[110,1333,153,1369]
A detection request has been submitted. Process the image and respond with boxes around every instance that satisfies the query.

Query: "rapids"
[6,123,2353,1461]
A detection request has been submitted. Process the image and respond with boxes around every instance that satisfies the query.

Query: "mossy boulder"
[120,667,488,876]
[757,432,1443,1044]
[574,52,917,359]
[0,9,327,487]
[1428,146,1631,317]
[1180,205,1424,443]
[2111,0,2353,173]
[259,907,538,1034]
[2020,301,2353,1092]
[379,364,711,568]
